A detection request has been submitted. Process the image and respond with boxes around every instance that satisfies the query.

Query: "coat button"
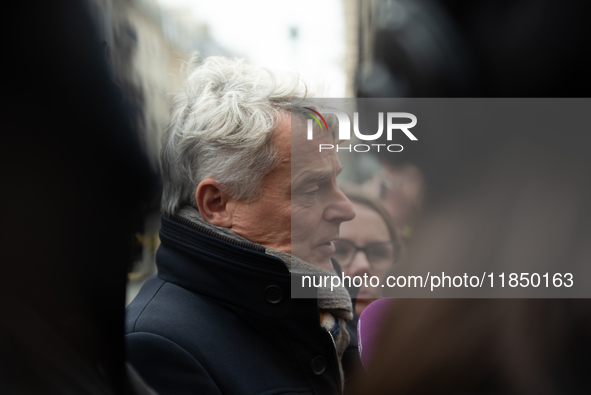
[264,285,283,304]
[310,356,326,375]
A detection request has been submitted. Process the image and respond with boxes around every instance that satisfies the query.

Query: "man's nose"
[324,187,356,223]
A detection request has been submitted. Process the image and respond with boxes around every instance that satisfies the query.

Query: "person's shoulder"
[126,330,223,395]
[125,275,210,337]
[124,275,232,391]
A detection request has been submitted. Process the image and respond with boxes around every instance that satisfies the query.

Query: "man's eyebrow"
[293,166,344,189]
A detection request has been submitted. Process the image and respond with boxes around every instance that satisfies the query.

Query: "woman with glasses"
[334,184,402,316]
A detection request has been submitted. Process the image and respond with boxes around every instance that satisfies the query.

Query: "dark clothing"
[343,316,361,374]
[125,215,347,395]
[331,262,363,391]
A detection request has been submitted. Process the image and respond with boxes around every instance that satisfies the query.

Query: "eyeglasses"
[332,239,398,271]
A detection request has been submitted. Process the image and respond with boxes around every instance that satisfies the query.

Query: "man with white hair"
[125,57,356,395]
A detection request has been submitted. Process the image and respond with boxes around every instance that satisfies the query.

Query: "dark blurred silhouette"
[359,299,591,395]
[358,0,591,99]
[1,1,157,393]
[352,1,591,394]
[358,0,591,186]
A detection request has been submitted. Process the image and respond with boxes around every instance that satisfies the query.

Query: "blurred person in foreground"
[350,0,591,394]
[1,1,157,394]
[334,185,402,316]
[125,57,357,395]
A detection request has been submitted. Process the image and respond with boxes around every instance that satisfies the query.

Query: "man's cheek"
[290,212,310,238]
[290,204,306,219]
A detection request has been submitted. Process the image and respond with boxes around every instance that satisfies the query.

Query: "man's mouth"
[317,241,336,254]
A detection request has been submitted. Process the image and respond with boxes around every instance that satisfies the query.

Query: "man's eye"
[304,189,319,197]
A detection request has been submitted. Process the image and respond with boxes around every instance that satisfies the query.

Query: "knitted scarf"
[177,207,352,386]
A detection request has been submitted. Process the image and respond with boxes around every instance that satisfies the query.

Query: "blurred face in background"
[364,162,425,237]
[334,202,397,315]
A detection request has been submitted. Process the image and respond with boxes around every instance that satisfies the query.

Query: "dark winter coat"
[125,215,349,395]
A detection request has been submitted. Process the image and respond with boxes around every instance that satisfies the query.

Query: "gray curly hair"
[160,56,312,216]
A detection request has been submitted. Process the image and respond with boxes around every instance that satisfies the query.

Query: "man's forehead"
[291,116,339,168]
[290,113,335,142]
[291,151,342,189]
[273,112,340,178]
[293,164,343,183]
[272,111,336,150]
[291,129,335,157]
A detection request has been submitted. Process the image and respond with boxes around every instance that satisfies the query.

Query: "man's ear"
[195,178,233,228]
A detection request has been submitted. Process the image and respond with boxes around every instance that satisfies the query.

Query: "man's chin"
[306,255,334,273]
[314,259,335,273]
[291,249,333,272]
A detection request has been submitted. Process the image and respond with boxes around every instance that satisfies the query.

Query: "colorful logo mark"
[303,107,329,132]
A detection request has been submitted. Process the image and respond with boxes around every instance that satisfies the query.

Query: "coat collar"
[169,207,352,320]
[157,213,314,318]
